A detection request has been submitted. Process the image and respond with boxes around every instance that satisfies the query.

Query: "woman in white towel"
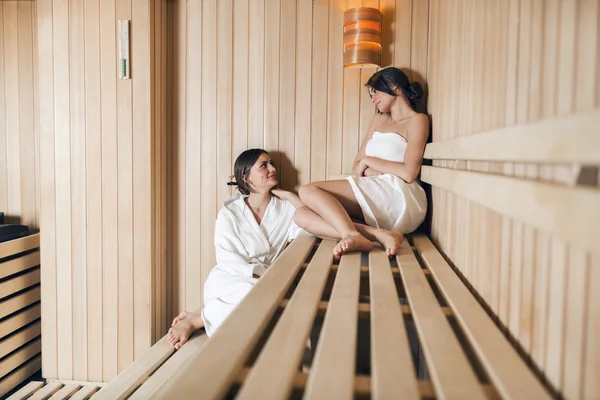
[168,148,404,347]
[297,67,429,258]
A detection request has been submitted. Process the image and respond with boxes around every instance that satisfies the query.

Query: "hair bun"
[407,82,423,107]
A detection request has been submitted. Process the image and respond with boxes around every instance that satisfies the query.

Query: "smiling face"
[244,153,278,193]
[369,86,399,113]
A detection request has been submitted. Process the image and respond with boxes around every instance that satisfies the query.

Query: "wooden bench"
[91,309,209,400]
[95,232,550,399]
[6,381,101,400]
[0,234,42,398]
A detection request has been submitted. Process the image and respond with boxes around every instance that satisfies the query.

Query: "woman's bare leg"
[168,311,204,350]
[298,180,373,256]
[294,205,404,258]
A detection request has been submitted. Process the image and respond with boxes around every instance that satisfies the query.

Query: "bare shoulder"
[408,113,429,138]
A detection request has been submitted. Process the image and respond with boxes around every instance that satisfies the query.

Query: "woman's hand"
[271,189,305,209]
[364,167,383,177]
[353,157,369,177]
[270,189,292,201]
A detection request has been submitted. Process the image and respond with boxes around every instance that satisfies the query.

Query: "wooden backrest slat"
[0,287,40,320]
[0,356,41,398]
[0,269,40,300]
[413,235,551,399]
[304,252,362,400]
[0,252,40,280]
[151,234,316,400]
[421,165,600,254]
[423,110,600,164]
[0,234,40,260]
[128,332,208,399]
[0,304,40,338]
[237,240,336,400]
[369,247,420,399]
[0,320,41,359]
[397,242,486,399]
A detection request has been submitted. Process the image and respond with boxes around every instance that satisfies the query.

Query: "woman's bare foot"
[371,229,404,257]
[333,233,373,259]
[167,311,204,350]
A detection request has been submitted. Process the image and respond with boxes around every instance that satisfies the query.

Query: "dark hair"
[366,67,423,110]
[227,148,269,195]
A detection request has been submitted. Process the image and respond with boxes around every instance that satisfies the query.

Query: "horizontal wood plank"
[421,166,600,254]
[423,110,600,163]
[151,235,316,400]
[413,234,550,399]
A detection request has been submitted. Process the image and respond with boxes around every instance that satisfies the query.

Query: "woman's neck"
[389,99,415,122]
[245,191,271,211]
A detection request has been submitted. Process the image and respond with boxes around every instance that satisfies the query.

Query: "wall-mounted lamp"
[343,7,382,68]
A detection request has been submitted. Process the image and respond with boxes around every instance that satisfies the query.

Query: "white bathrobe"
[201,193,302,336]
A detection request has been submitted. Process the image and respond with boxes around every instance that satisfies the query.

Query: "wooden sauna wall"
[0,1,39,231]
[166,0,429,321]
[36,0,168,382]
[426,1,599,398]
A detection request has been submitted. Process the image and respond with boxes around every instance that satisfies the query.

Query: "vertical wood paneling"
[311,0,329,183]
[37,0,58,379]
[116,0,134,378]
[295,0,312,187]
[201,0,217,296]
[248,0,265,149]
[218,0,234,221]
[394,0,411,71]
[69,0,87,381]
[265,0,280,173]
[232,0,249,163]
[4,2,22,224]
[426,1,600,398]
[326,0,343,179]
[37,0,167,382]
[185,0,201,311]
[132,0,153,360]
[85,0,103,383]
[173,0,187,318]
[278,0,296,189]
[53,0,74,380]
[584,254,600,399]
[17,2,36,230]
[0,4,6,217]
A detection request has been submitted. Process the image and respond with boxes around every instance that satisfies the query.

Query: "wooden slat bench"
[0,234,42,398]
[96,232,551,399]
[6,380,101,400]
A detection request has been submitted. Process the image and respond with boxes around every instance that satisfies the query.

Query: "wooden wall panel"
[426,1,600,398]
[168,0,430,327]
[0,1,38,230]
[36,0,167,382]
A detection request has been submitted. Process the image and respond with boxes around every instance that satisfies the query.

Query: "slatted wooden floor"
[6,381,101,400]
[94,232,550,399]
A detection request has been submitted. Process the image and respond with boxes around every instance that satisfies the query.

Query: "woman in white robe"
[167,149,406,347]
[297,67,429,258]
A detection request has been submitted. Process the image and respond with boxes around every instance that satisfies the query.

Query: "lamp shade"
[343,7,382,68]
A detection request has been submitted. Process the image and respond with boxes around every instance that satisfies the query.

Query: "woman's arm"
[352,114,385,177]
[271,189,304,209]
[359,114,429,183]
[214,211,264,276]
